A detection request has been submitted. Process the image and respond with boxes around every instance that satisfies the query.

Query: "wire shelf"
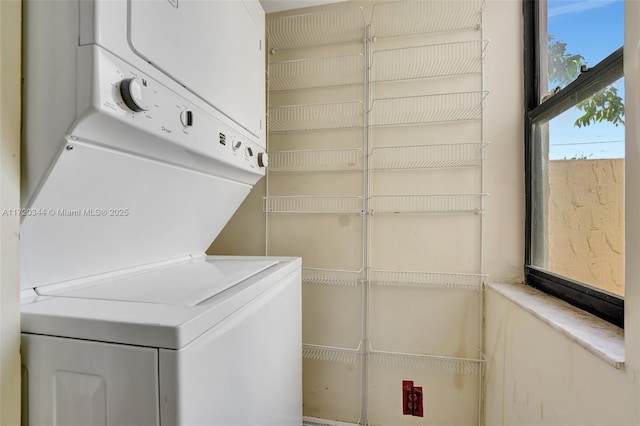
[370,194,486,215]
[371,40,489,82]
[303,344,361,365]
[269,54,365,91]
[369,350,484,375]
[268,148,363,173]
[371,143,485,170]
[371,1,484,39]
[371,91,488,127]
[263,196,364,214]
[303,267,363,286]
[267,7,365,51]
[268,101,363,132]
[370,270,485,290]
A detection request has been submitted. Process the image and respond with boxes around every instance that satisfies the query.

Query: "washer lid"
[21,256,301,349]
[38,258,278,306]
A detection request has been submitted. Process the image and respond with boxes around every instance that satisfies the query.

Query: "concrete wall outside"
[548,159,624,296]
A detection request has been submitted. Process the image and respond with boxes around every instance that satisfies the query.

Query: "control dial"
[119,78,152,112]
[257,152,268,168]
[180,110,194,127]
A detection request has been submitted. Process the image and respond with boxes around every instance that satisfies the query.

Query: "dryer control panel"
[77,46,266,177]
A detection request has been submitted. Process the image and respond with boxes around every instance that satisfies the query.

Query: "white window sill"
[487,282,625,370]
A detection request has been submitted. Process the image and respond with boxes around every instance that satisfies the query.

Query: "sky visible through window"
[547,0,624,160]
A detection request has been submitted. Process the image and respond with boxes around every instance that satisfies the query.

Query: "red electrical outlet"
[402,380,424,417]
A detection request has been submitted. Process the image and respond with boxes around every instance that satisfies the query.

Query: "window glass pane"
[540,0,624,96]
[531,64,624,296]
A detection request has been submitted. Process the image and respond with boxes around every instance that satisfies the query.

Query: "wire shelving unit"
[265,2,488,424]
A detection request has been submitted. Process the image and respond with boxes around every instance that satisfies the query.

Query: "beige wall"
[484,286,636,426]
[0,0,22,424]
[548,159,624,296]
[482,0,525,284]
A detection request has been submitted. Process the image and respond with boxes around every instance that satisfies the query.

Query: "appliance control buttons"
[257,152,268,168]
[245,147,254,157]
[119,77,152,112]
[232,140,242,152]
[180,110,194,127]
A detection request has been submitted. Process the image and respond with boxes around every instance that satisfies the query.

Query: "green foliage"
[548,36,585,88]
[575,86,625,128]
[547,35,624,128]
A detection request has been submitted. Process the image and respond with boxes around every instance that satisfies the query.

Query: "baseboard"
[303,416,359,426]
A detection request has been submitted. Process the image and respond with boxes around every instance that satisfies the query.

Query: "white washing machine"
[20,1,302,425]
[21,255,302,426]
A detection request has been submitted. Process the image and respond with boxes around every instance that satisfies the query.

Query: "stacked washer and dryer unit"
[20,1,302,425]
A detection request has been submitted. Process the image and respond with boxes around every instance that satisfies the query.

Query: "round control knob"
[119,78,151,112]
[257,152,268,168]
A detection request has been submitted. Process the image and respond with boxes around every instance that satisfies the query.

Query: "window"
[524,0,624,327]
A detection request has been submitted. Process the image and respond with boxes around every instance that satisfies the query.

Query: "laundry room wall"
[0,0,22,424]
[484,284,636,425]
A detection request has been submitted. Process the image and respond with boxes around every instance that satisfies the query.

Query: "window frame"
[523,0,624,328]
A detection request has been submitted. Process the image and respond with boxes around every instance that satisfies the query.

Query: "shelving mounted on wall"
[371,40,489,82]
[369,269,486,290]
[302,267,363,287]
[268,148,364,173]
[303,343,362,365]
[266,7,366,51]
[370,142,486,170]
[265,1,487,424]
[370,91,488,127]
[263,195,365,214]
[267,101,364,132]
[370,0,484,39]
[369,350,484,376]
[369,194,486,215]
[269,54,365,91]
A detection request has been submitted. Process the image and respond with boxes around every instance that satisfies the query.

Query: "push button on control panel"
[180,110,194,127]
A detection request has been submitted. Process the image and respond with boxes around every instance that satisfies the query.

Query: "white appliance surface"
[39,258,279,305]
[22,256,299,350]
[129,0,265,138]
[20,140,253,290]
[22,256,302,426]
[21,0,302,425]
